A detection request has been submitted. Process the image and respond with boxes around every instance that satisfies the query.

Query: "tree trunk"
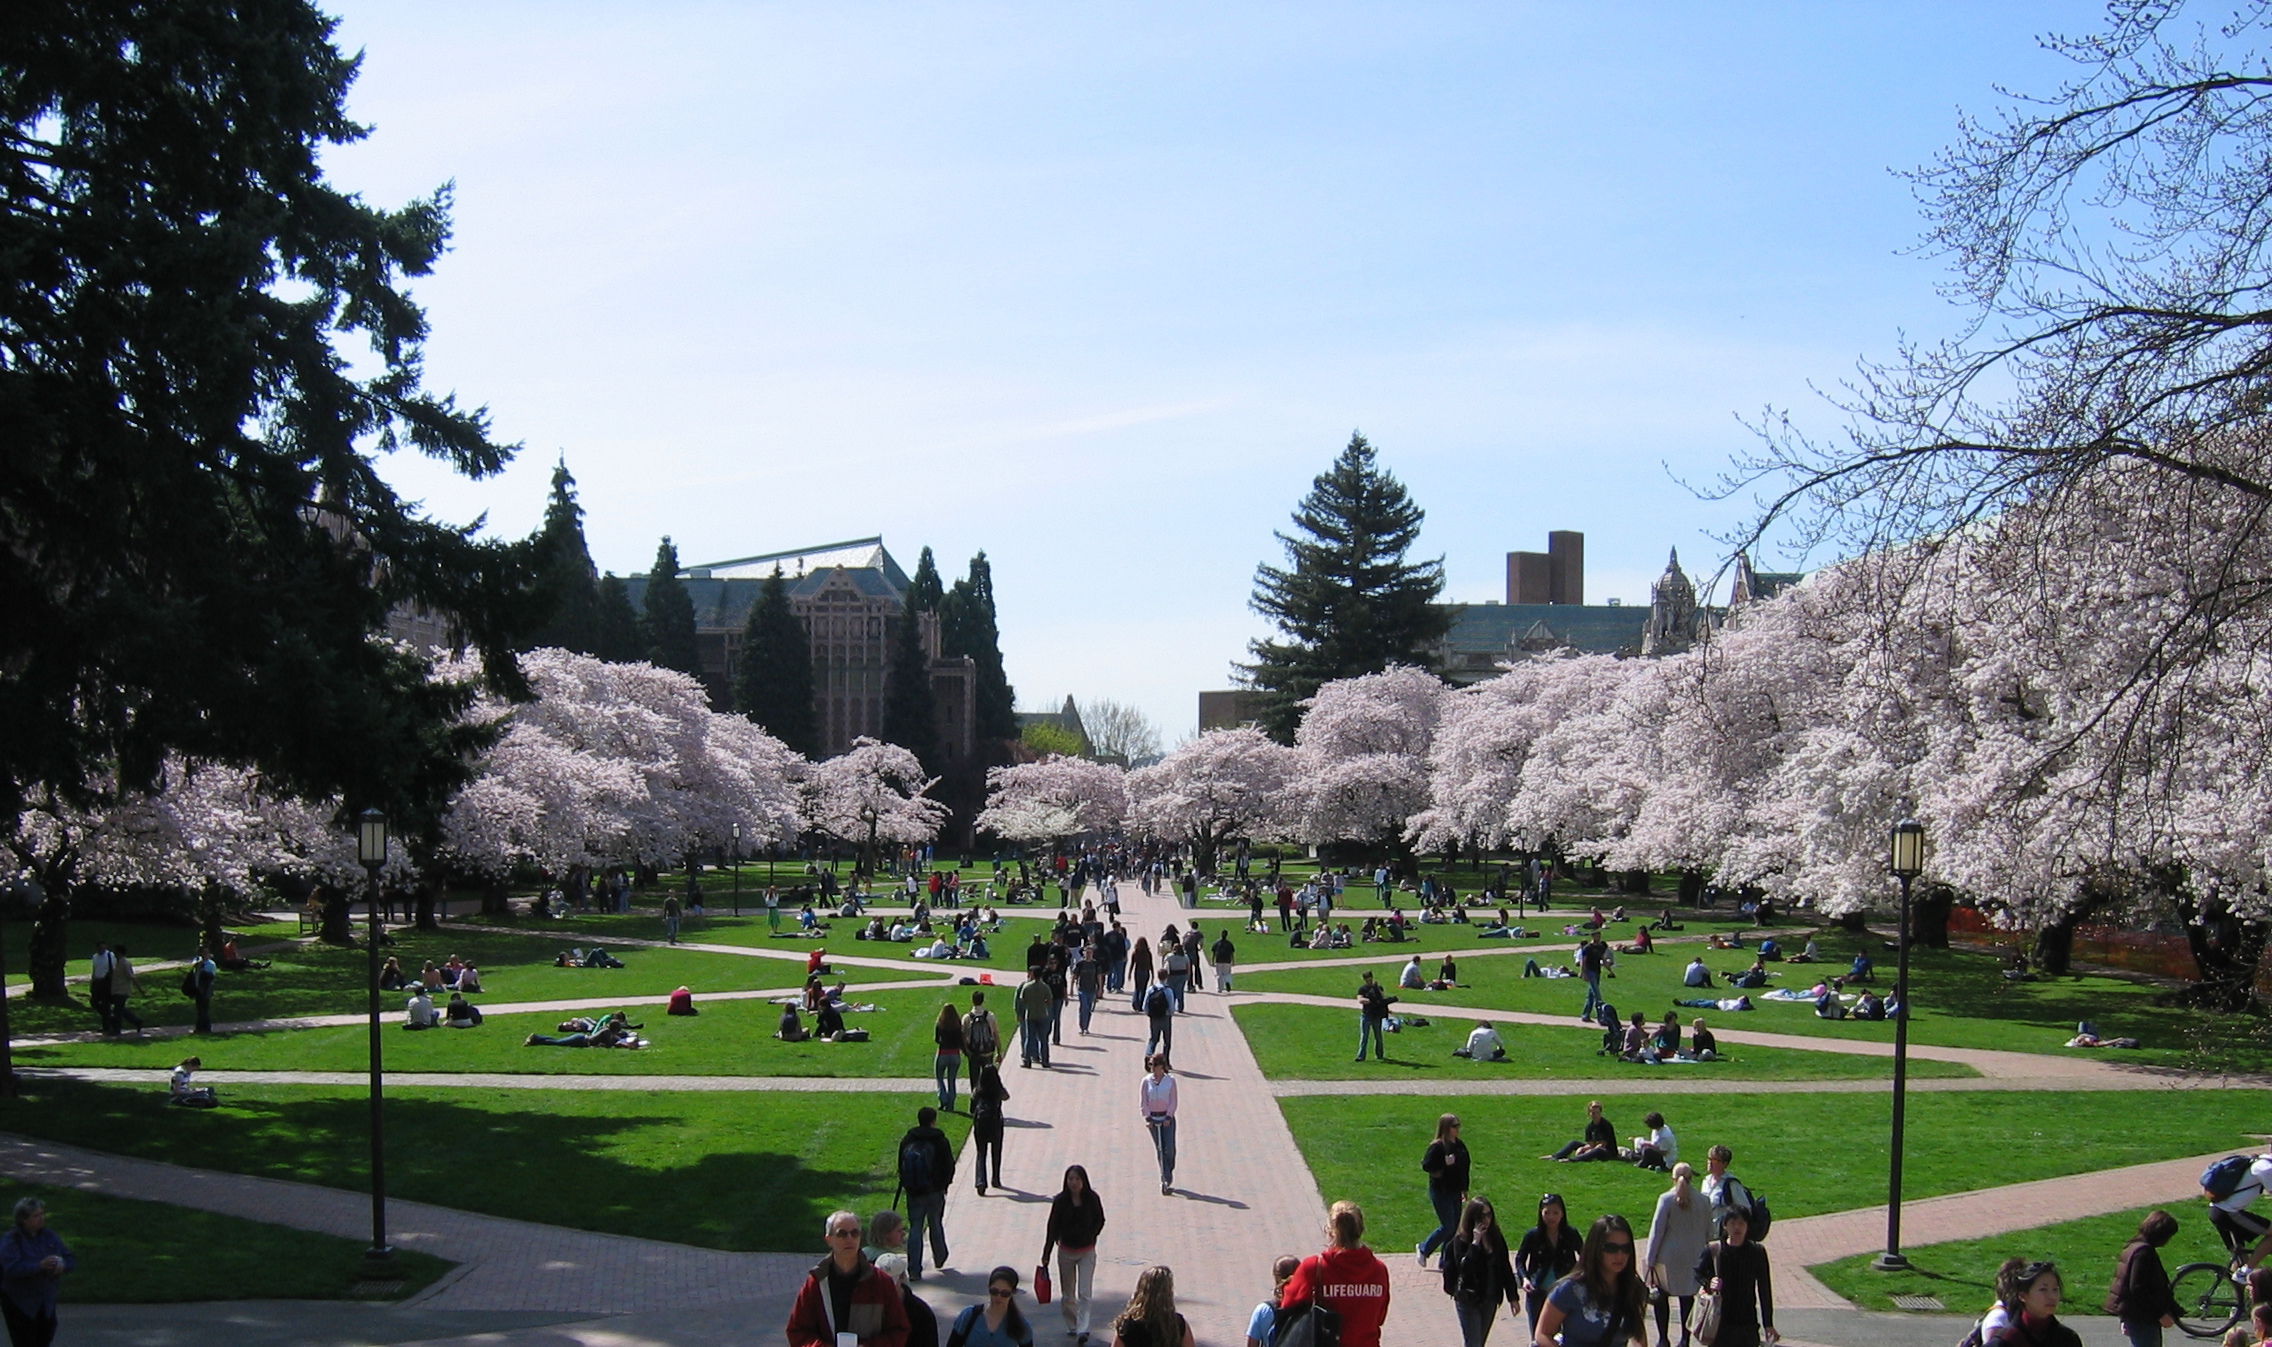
[1619,869,1651,895]
[197,883,228,955]
[1837,909,1867,933]
[320,883,354,944]
[1677,869,1705,906]
[481,877,512,916]
[26,883,70,1000]
[414,874,442,930]
[2032,915,2076,977]
[2173,885,2267,1012]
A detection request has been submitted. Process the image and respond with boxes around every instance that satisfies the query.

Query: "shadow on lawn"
[0,1076,897,1253]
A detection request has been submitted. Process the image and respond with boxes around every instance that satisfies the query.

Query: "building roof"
[1435,601,1651,678]
[623,540,913,631]
[687,538,912,591]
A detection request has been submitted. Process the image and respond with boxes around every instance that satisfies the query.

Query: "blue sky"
[327,1,2090,740]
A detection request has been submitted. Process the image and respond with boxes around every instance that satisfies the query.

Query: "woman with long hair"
[1441,1197,1515,1347]
[1516,1193,1584,1335]
[1419,1113,1472,1268]
[1044,1164,1109,1344]
[1128,937,1154,1011]
[1111,1265,1195,1347]
[1281,1200,1392,1347]
[932,1002,965,1112]
[2108,1211,2179,1347]
[970,1063,1010,1194]
[1139,1055,1178,1195]
[1693,1207,1776,1347]
[1534,1213,1646,1347]
[1982,1260,2080,1347]
[1646,1164,1714,1347]
[948,1266,1035,1347]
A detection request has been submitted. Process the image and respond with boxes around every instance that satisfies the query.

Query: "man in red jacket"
[786,1210,910,1347]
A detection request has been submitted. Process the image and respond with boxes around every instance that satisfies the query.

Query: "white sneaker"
[1417,1242,1429,1266]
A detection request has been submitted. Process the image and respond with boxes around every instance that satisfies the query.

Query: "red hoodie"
[1282,1245,1392,1347]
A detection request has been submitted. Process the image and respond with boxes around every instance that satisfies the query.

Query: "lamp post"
[1875,817,1927,1272]
[731,822,743,917]
[356,809,395,1273]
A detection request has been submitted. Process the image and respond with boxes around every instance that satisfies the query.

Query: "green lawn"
[1811,1200,2232,1317]
[1278,1090,2267,1252]
[20,985,990,1077]
[0,1077,968,1253]
[16,925,821,1037]
[1237,928,2259,1070]
[1231,1003,1978,1081]
[5,918,302,986]
[459,908,1076,973]
[12,1182,452,1302]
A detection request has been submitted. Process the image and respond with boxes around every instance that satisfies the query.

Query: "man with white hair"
[785,1210,909,1347]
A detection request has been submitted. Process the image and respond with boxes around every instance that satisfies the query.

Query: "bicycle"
[2171,1260,2246,1339]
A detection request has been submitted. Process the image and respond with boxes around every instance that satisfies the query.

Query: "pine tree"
[593,574,643,662]
[1241,432,1449,742]
[525,457,599,653]
[641,537,701,675]
[907,546,945,613]
[883,604,941,771]
[735,567,819,758]
[941,551,1019,740]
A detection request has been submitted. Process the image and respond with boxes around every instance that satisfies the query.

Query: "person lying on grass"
[527,1012,643,1048]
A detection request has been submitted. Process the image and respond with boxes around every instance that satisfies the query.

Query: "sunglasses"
[1604,1242,1634,1254]
[989,1288,1015,1298]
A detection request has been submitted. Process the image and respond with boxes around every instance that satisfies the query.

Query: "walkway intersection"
[5,884,2245,1347]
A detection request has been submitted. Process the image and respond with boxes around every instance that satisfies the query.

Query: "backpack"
[963,1010,999,1057]
[2204,1154,2257,1200]
[180,968,200,998]
[1145,983,1172,1017]
[898,1135,938,1195]
[1270,1299,1342,1347]
[1954,1316,1987,1347]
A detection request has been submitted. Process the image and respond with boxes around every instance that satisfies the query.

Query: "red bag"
[1034,1262,1052,1304]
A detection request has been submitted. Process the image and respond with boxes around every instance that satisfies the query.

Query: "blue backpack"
[2204,1154,2256,1201]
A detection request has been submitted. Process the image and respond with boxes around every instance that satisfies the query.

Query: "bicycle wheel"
[2171,1260,2245,1339]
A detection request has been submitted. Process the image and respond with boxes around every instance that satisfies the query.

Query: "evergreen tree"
[735,567,820,758]
[941,551,1019,740]
[593,574,643,663]
[1241,432,1449,742]
[525,457,599,653]
[641,537,701,675]
[907,546,945,613]
[883,604,942,771]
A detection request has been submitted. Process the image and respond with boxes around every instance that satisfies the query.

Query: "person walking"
[1983,1260,2081,1347]
[786,1210,910,1347]
[2107,1210,2180,1347]
[1161,934,1190,1010]
[766,885,782,934]
[87,943,118,1037]
[1695,1207,1776,1347]
[0,1197,72,1347]
[1281,1201,1392,1347]
[1128,937,1154,1012]
[1017,974,1053,1068]
[1140,1054,1179,1195]
[932,1003,965,1112]
[1516,1193,1584,1336]
[1112,1266,1195,1347]
[1212,928,1236,993]
[189,942,217,1034]
[109,946,146,1035]
[893,1107,955,1280]
[970,1063,1009,1195]
[1646,1164,1715,1347]
[1073,945,1104,1036]
[1245,1255,1302,1347]
[662,892,681,945]
[1043,1165,1108,1344]
[1442,1197,1516,1347]
[1418,1113,1472,1268]
[1578,934,1608,1024]
[1181,927,1205,995]
[1537,1213,1648,1347]
[962,992,1002,1089]
[1355,971,1395,1062]
[1143,979,1175,1062]
[945,1267,1036,1347]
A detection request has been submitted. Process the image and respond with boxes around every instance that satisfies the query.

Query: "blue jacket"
[0,1225,73,1317]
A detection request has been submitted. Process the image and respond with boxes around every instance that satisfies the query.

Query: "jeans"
[1420,1186,1463,1261]
[1051,994,1065,1045]
[664,914,680,944]
[1107,957,1126,993]
[1356,1014,1386,1060]
[2120,1323,2164,1347]
[966,1048,993,1087]
[1130,971,1151,1011]
[1523,1285,1551,1334]
[905,1190,948,1278]
[1581,973,1604,1022]
[934,1053,960,1109]
[194,992,213,1034]
[1057,1245,1098,1335]
[1077,986,1097,1032]
[1165,971,1187,1010]
[1147,1115,1177,1187]
[1455,1297,1496,1347]
[1021,1017,1050,1067]
[1146,1015,1173,1060]
[973,1130,1003,1188]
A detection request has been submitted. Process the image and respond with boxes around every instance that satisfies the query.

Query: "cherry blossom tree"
[803,737,949,876]
[1289,666,1447,848]
[1125,728,1297,876]
[976,755,1128,843]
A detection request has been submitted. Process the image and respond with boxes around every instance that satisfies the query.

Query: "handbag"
[1034,1261,1053,1304]
[1693,1246,1724,1347]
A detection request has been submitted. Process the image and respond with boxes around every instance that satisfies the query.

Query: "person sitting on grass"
[1632,1111,1676,1171]
[403,988,439,1030]
[1847,953,1874,983]
[216,936,269,972]
[1687,1019,1718,1061]
[1853,990,1886,1021]
[815,1000,847,1041]
[1621,1011,1660,1063]
[454,962,483,994]
[1399,954,1426,990]
[1708,931,1746,951]
[1787,937,1820,964]
[1756,937,1782,961]
[777,1004,811,1042]
[1544,1100,1618,1162]
[378,955,408,991]
[1652,1010,1681,1058]
[668,985,698,1016]
[1452,1020,1507,1061]
[419,960,447,991]
[1729,958,1771,990]
[170,1056,219,1107]
[443,992,483,1027]
[1619,927,1654,955]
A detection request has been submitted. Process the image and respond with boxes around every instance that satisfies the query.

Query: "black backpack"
[898,1135,938,1195]
[1270,1299,1341,1347]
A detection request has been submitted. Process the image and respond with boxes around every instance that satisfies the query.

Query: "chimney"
[1506,551,1553,604]
[1547,531,1584,606]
